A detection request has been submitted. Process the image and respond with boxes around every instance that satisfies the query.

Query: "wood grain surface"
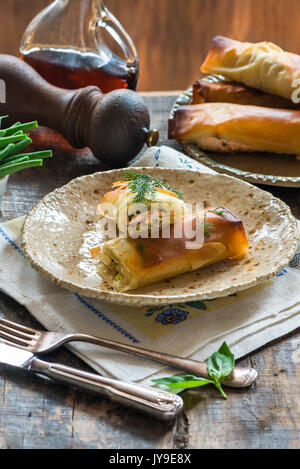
[1,0,300,90]
[0,95,299,449]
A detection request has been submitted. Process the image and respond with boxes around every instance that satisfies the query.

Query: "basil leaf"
[152,375,214,390]
[152,375,197,385]
[151,343,236,400]
[208,342,235,382]
[213,381,228,400]
[207,342,235,399]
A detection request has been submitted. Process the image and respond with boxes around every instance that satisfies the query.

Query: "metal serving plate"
[170,83,300,188]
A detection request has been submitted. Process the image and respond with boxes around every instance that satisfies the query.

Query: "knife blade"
[0,342,183,420]
[0,342,34,368]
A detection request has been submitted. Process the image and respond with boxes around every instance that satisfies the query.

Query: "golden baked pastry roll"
[201,36,300,101]
[96,208,249,292]
[99,171,188,236]
[191,77,300,109]
[169,102,300,154]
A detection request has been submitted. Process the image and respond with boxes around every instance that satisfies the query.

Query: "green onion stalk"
[0,116,53,179]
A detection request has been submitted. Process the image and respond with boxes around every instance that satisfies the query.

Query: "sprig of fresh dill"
[120,171,183,204]
[201,212,216,238]
[208,207,226,218]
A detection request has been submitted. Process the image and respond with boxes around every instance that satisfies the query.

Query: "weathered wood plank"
[0,295,181,449]
[185,341,300,449]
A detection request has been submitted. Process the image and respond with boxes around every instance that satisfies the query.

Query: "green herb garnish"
[201,212,216,238]
[208,207,226,218]
[0,116,53,179]
[152,342,235,400]
[152,375,214,389]
[137,239,146,254]
[120,171,183,204]
[207,342,235,399]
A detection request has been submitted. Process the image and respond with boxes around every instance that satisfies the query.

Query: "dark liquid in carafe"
[20,48,138,93]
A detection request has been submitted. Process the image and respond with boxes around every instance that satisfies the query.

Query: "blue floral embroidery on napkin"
[154,148,161,167]
[179,156,194,169]
[276,268,288,277]
[289,252,300,268]
[146,301,207,318]
[276,252,300,276]
[145,294,237,319]
[155,308,189,325]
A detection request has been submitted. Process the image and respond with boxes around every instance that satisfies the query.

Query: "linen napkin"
[0,145,299,386]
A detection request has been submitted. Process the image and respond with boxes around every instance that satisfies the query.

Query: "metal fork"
[0,317,257,388]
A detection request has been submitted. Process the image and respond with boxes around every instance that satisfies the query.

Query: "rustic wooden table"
[0,94,300,449]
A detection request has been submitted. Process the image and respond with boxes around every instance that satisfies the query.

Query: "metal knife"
[0,343,183,420]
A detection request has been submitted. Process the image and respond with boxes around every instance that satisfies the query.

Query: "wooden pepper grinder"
[0,55,159,167]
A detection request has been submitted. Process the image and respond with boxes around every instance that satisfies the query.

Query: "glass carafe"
[20,0,139,93]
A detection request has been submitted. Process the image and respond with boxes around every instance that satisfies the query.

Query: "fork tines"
[0,317,36,348]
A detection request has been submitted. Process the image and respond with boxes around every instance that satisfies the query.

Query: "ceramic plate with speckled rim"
[21,167,298,306]
[170,86,300,187]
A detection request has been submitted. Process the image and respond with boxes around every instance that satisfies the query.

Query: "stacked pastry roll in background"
[169,36,300,155]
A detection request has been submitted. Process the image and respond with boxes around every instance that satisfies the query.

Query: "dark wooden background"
[1,0,300,91]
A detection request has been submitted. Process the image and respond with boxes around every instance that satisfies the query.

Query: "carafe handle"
[98,5,138,67]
